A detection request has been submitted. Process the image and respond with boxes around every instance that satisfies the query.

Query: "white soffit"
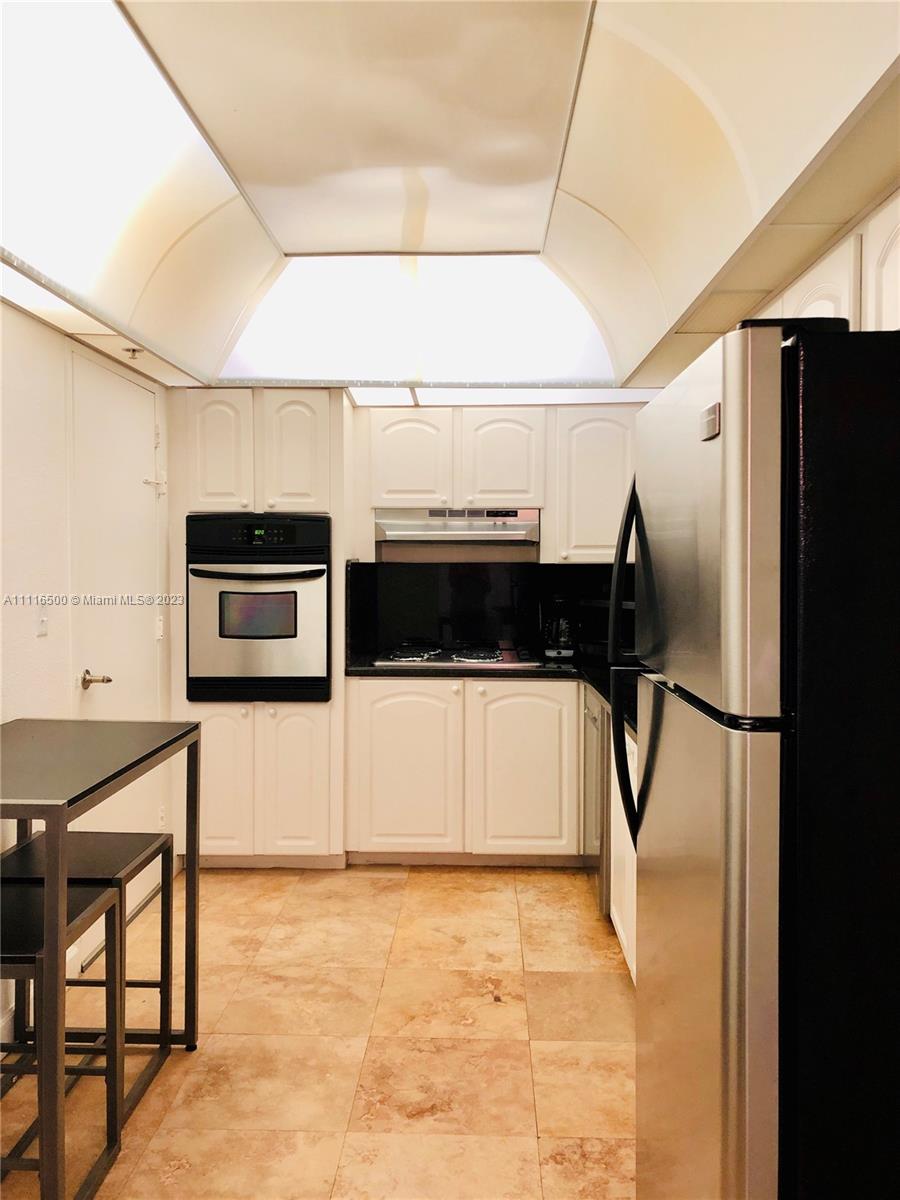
[123,0,592,254]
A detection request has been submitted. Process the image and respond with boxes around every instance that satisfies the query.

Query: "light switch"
[36,614,48,637]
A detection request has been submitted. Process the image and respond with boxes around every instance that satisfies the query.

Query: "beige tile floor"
[0,866,635,1199]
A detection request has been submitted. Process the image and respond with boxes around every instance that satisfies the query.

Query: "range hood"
[374,509,540,562]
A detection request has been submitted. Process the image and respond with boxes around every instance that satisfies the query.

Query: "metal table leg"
[184,736,200,1050]
[38,810,67,1200]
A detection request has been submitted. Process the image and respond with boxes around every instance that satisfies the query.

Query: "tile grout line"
[516,869,546,1200]
[329,868,410,1199]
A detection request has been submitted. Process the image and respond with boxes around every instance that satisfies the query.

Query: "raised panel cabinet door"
[609,733,637,980]
[554,406,638,563]
[186,389,254,511]
[189,704,255,855]
[466,680,579,854]
[255,704,330,854]
[458,408,545,507]
[861,190,900,332]
[370,409,453,506]
[782,235,861,329]
[257,389,330,512]
[356,679,464,851]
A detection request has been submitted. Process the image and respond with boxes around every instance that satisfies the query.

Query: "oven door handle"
[188,567,327,583]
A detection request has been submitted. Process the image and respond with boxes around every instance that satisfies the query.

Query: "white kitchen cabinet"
[186,389,254,511]
[609,730,637,981]
[544,406,639,563]
[254,704,331,854]
[782,235,860,329]
[458,408,545,507]
[465,680,579,854]
[370,409,453,506]
[354,679,464,851]
[255,389,330,512]
[860,190,900,332]
[190,703,255,855]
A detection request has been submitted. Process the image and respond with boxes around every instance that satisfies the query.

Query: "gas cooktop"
[374,641,541,669]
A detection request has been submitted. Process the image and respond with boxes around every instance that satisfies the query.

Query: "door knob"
[81,669,112,690]
[440,496,447,504]
[477,685,486,695]
[451,684,460,694]
[268,707,277,717]
[240,499,249,508]
[240,707,249,718]
[560,551,569,560]
[266,500,275,509]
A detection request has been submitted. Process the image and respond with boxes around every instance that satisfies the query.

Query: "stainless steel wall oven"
[186,513,330,701]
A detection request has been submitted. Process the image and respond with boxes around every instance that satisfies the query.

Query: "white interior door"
[69,352,165,919]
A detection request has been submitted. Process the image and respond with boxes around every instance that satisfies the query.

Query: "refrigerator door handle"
[610,666,641,847]
[608,476,640,666]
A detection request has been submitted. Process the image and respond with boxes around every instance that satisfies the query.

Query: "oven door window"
[219,591,297,640]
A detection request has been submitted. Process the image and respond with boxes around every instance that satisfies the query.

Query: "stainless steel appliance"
[374,508,539,562]
[606,320,898,1198]
[186,513,330,701]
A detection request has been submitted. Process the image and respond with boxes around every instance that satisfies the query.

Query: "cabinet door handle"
[467,496,473,504]
[451,684,460,694]
[476,685,487,696]
[266,500,275,509]
[268,707,277,717]
[240,498,249,509]
[240,707,249,718]
[440,496,448,504]
[560,551,569,560]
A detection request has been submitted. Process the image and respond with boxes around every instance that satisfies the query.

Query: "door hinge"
[142,473,167,496]
[156,614,165,640]
[154,423,161,449]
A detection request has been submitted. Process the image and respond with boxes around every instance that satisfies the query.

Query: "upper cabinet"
[185,388,331,513]
[186,389,254,511]
[782,235,860,329]
[860,190,900,332]
[370,409,453,506]
[458,409,545,507]
[255,388,330,512]
[544,405,639,563]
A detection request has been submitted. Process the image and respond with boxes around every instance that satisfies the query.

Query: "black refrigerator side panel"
[782,331,900,1198]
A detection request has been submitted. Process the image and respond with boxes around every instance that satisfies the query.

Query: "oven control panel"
[187,513,330,554]
[230,524,293,546]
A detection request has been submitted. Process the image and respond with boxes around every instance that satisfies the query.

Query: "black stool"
[2,831,174,1118]
[1,882,123,1199]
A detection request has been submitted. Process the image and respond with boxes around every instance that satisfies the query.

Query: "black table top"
[0,719,198,808]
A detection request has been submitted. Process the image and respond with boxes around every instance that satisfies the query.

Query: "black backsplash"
[346,561,634,666]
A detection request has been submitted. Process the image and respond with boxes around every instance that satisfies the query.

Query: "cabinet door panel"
[258,389,330,512]
[861,190,900,332]
[370,410,452,506]
[186,389,253,511]
[458,408,545,507]
[356,680,464,851]
[466,680,578,854]
[782,235,860,329]
[186,703,254,855]
[255,704,330,854]
[609,734,637,980]
[552,406,637,563]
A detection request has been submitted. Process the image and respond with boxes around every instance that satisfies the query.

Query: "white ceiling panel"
[124,0,591,254]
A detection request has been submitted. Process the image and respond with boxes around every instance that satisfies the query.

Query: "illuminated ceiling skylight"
[222,256,614,384]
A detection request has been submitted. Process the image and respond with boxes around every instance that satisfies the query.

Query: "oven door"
[188,562,328,680]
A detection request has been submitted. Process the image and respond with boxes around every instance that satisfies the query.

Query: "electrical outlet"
[158,804,167,830]
[36,614,48,638]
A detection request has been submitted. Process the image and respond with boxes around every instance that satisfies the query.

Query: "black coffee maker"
[541,595,575,661]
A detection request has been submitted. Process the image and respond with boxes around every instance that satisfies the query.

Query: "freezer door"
[636,676,779,1200]
[635,327,782,717]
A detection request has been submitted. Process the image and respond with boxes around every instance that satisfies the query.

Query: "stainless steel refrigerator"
[606,320,899,1199]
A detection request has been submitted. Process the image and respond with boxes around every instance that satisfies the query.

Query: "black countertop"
[0,719,199,808]
[347,659,638,733]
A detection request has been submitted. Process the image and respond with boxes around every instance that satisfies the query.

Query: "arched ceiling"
[2,1,897,388]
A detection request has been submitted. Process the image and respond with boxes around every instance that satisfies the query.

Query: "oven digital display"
[219,591,297,640]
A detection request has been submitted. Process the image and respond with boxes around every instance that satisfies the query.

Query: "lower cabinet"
[254,704,331,854]
[352,679,465,852]
[349,678,579,855]
[466,680,579,854]
[184,702,330,856]
[609,731,638,981]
